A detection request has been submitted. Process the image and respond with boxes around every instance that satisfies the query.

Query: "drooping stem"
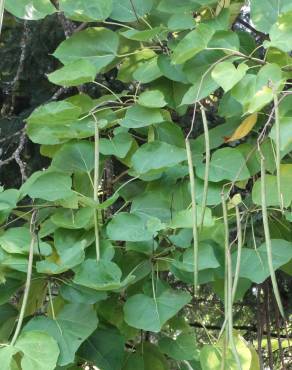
[199,105,210,229]
[94,119,100,262]
[273,91,283,212]
[186,139,198,295]
[260,156,284,318]
[11,211,37,346]
[232,204,242,302]
[93,81,123,103]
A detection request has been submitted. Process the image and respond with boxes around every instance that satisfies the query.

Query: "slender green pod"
[199,105,210,230]
[273,91,284,212]
[260,156,285,318]
[94,119,100,262]
[0,0,4,36]
[10,211,37,346]
[232,204,243,302]
[186,139,199,295]
[221,195,242,369]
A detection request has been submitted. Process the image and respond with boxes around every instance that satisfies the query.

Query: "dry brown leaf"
[224,113,258,142]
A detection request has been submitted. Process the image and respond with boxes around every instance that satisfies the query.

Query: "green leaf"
[168,13,195,31]
[265,11,292,52]
[196,147,250,182]
[194,178,224,205]
[0,189,19,212]
[172,24,214,64]
[117,49,156,83]
[208,30,240,51]
[5,0,56,20]
[124,288,191,332]
[157,0,199,14]
[47,60,96,87]
[51,207,93,229]
[120,105,164,128]
[26,100,95,145]
[53,28,119,73]
[131,191,171,222]
[27,101,80,127]
[74,259,135,290]
[252,164,292,207]
[0,227,51,255]
[100,132,133,158]
[36,244,85,274]
[250,0,292,33]
[232,239,292,283]
[157,55,189,84]
[211,62,248,92]
[60,0,113,21]
[110,0,153,21]
[138,90,167,108]
[107,212,160,241]
[24,304,98,366]
[24,171,73,201]
[0,279,23,305]
[269,117,292,153]
[184,51,225,85]
[51,141,94,173]
[120,27,163,41]
[172,242,220,272]
[159,333,199,361]
[133,57,163,83]
[181,73,218,105]
[154,121,185,147]
[169,207,214,229]
[78,328,125,370]
[60,283,107,304]
[125,342,169,370]
[0,251,27,273]
[15,331,59,370]
[200,333,253,370]
[0,345,18,369]
[132,141,186,174]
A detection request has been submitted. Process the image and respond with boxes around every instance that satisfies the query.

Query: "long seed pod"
[0,0,4,36]
[199,105,210,229]
[221,193,229,369]
[260,156,285,318]
[186,139,199,295]
[10,211,37,346]
[94,118,100,262]
[273,91,284,212]
[221,195,242,369]
[232,204,243,302]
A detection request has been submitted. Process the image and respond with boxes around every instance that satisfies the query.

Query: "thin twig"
[0,131,27,182]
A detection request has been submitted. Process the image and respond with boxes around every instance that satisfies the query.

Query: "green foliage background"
[0,0,291,369]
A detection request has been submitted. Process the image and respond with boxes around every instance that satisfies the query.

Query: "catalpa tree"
[0,0,291,369]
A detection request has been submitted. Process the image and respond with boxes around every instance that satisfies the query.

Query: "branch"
[189,322,292,339]
[0,130,27,182]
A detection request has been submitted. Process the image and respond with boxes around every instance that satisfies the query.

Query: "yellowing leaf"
[225,113,258,142]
